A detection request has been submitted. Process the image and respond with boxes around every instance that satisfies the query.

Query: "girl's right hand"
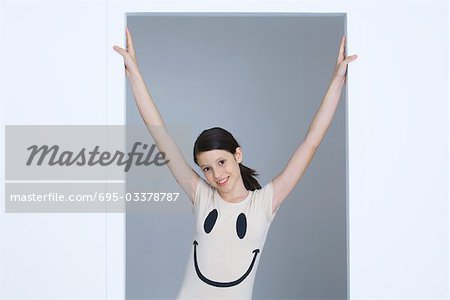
[113,27,141,78]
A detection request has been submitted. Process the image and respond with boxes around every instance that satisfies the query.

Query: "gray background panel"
[126,13,347,300]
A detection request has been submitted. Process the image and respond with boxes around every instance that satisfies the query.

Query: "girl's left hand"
[334,35,358,83]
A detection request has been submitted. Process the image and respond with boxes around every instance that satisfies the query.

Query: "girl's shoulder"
[252,181,278,223]
[193,177,215,205]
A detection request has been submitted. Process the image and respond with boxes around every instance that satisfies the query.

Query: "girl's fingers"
[340,35,346,56]
[125,27,136,57]
[113,44,134,60]
[113,28,136,58]
[113,43,140,77]
[113,45,127,57]
[335,54,358,77]
[336,35,346,66]
[345,55,358,63]
[339,55,358,67]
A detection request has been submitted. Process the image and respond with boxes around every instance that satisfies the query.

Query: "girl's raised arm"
[113,28,199,204]
[271,35,358,214]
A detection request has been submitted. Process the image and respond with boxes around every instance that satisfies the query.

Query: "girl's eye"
[203,167,210,172]
[219,160,226,165]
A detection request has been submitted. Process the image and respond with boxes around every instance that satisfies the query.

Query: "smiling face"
[196,148,243,192]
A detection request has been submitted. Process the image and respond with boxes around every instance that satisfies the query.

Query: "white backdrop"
[0,1,447,299]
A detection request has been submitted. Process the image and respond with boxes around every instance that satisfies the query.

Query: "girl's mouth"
[216,176,229,186]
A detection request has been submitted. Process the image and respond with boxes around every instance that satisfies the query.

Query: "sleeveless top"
[176,178,280,299]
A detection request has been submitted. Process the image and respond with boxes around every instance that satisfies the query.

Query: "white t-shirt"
[176,177,280,300]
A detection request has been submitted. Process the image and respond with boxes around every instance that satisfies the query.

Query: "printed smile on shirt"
[193,239,260,287]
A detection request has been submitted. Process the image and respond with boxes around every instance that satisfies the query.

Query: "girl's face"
[196,148,242,192]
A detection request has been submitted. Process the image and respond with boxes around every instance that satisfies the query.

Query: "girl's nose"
[212,169,222,180]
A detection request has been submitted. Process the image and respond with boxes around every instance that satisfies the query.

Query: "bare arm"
[113,28,199,203]
[272,36,358,213]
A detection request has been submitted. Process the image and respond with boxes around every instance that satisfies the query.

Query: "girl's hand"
[113,27,141,78]
[334,35,358,83]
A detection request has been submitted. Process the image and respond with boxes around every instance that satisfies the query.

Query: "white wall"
[350,2,448,299]
[0,1,124,299]
[0,0,447,299]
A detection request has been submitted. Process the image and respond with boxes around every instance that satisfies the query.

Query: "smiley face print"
[193,209,261,288]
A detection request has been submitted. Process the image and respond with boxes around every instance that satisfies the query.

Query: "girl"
[114,27,357,299]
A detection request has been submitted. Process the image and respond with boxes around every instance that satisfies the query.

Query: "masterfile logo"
[4,125,192,213]
[26,142,169,172]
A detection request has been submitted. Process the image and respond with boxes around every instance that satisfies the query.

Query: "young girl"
[114,27,357,299]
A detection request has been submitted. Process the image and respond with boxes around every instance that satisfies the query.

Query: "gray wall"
[126,13,347,300]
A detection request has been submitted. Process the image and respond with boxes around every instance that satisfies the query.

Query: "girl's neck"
[218,179,249,203]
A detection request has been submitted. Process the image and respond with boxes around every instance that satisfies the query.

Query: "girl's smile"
[216,176,229,186]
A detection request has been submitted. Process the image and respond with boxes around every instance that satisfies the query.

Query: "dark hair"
[193,127,261,191]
